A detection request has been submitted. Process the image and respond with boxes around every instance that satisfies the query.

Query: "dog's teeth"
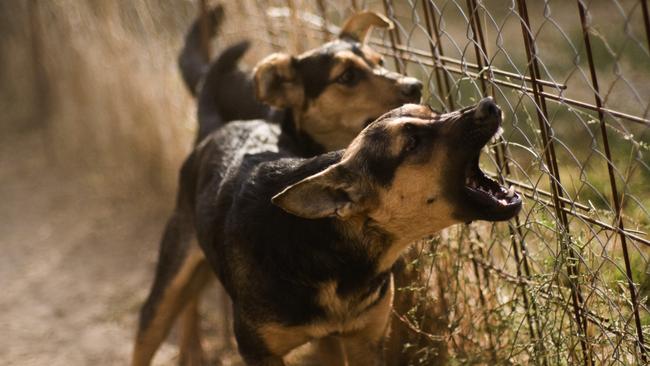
[490,126,504,142]
[499,199,508,205]
[495,126,504,138]
[465,177,471,185]
[506,185,515,198]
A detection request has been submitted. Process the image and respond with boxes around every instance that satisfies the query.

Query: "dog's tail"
[178,5,224,96]
[195,41,271,143]
[207,39,251,75]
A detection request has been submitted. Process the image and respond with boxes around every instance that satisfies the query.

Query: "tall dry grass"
[0,0,201,195]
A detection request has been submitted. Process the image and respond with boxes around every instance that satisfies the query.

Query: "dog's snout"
[474,97,500,120]
[399,77,423,101]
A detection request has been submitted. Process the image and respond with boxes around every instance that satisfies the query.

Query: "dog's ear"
[253,53,303,108]
[339,11,393,43]
[272,165,363,219]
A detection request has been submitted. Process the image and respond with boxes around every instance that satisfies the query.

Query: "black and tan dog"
[178,8,422,151]
[133,98,521,365]
[132,11,424,366]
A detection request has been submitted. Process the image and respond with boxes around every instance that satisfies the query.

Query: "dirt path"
[0,128,240,365]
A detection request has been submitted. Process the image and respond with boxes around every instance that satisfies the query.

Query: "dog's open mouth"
[452,97,522,221]
[463,154,522,220]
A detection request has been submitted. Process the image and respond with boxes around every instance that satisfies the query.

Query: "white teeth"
[499,199,508,205]
[506,185,515,198]
[490,126,504,142]
[465,177,471,185]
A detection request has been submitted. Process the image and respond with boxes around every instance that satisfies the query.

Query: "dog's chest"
[312,275,391,334]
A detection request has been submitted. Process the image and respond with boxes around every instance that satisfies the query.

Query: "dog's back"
[178,10,274,142]
[195,43,274,142]
[186,121,344,308]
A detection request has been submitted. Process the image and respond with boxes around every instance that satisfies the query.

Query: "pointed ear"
[339,11,393,43]
[253,52,303,108]
[272,166,363,219]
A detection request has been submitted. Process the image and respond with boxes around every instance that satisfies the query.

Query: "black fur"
[177,5,224,96]
[360,125,401,187]
[140,121,390,362]
[196,41,276,143]
[189,126,389,322]
[296,42,371,100]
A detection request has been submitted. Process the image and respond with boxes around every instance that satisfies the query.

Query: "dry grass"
[1,0,199,195]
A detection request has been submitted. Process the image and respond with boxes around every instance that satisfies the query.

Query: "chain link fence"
[216,0,650,364]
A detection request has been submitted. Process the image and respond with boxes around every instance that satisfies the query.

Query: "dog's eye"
[377,58,385,67]
[336,68,358,86]
[404,134,419,153]
[402,124,420,153]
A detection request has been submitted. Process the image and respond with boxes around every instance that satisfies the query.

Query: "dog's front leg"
[234,312,313,366]
[339,334,386,366]
[235,329,287,366]
[341,276,395,366]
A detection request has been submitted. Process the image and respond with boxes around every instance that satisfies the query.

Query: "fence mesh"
[216,0,650,364]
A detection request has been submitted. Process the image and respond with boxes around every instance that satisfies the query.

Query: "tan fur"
[371,163,456,272]
[367,118,458,271]
[132,246,211,366]
[260,277,394,365]
[317,280,387,321]
[253,28,420,151]
[298,55,414,151]
[178,297,205,366]
[339,11,393,41]
[253,53,304,109]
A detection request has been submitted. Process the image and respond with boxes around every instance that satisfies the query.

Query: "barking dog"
[133,98,521,365]
[132,10,424,366]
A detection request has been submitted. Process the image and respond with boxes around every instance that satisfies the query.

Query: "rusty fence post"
[382,0,405,73]
[576,1,647,362]
[516,1,594,365]
[421,0,455,111]
[464,2,550,363]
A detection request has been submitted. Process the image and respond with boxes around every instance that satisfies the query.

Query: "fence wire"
[218,0,650,364]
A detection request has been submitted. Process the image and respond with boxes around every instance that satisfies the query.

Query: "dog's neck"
[277,108,326,157]
[336,210,452,273]
[335,215,409,275]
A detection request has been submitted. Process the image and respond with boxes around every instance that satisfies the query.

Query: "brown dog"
[135,98,520,365]
[178,9,423,150]
[132,11,423,366]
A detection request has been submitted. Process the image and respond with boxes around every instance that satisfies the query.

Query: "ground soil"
[0,128,242,365]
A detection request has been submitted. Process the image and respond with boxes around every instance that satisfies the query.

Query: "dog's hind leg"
[132,211,212,366]
[178,266,213,366]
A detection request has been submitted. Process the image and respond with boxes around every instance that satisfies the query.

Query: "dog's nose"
[399,77,423,101]
[474,97,500,120]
